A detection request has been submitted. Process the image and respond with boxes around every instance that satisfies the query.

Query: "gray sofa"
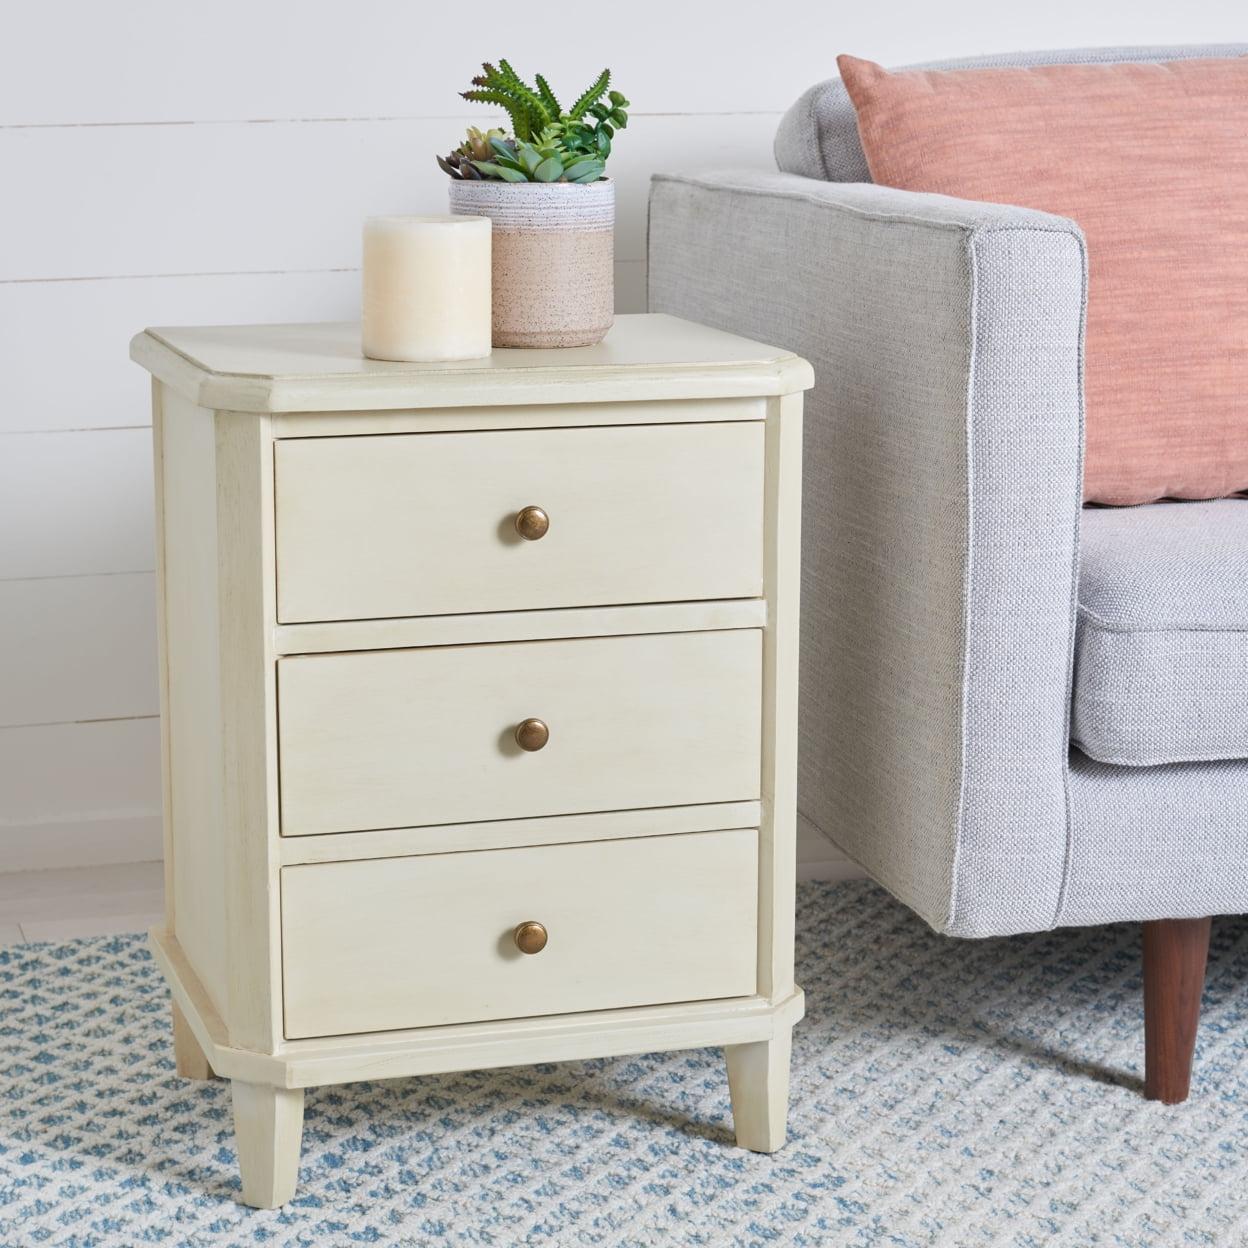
[647,44,1248,1103]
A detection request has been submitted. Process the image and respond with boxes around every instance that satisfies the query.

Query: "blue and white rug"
[3,881,1248,1247]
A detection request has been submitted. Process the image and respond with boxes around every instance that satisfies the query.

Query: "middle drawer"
[277,629,763,836]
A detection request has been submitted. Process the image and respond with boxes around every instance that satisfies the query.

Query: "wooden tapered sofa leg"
[1143,916,1211,1104]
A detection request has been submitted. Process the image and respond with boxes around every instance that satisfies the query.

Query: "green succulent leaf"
[461,87,530,141]
[568,68,610,120]
[562,159,604,182]
[517,144,543,174]
[610,109,628,127]
[533,155,564,181]
[534,73,562,118]
[495,59,553,134]
[486,149,526,172]
[472,160,530,182]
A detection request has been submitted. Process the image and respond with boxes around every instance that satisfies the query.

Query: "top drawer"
[274,420,764,623]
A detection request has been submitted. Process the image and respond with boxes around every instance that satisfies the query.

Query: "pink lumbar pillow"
[837,53,1248,506]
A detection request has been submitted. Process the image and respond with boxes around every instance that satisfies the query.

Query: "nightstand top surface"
[131,314,813,413]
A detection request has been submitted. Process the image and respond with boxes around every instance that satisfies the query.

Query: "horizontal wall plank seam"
[1,259,645,287]
[0,715,159,731]
[0,267,359,286]
[0,426,151,437]
[0,808,159,826]
[1,110,780,132]
[0,569,155,584]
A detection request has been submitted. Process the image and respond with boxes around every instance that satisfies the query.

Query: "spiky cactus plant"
[437,62,629,184]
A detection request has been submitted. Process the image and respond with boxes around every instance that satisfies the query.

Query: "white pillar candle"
[361,215,492,362]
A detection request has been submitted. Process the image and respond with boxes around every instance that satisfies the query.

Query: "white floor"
[0,820,861,946]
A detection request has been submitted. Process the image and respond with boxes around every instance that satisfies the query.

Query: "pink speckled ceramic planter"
[448,178,614,348]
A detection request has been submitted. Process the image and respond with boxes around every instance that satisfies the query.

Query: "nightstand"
[132,314,812,1208]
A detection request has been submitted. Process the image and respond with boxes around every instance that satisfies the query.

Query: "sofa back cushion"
[774,45,1248,184]
[837,53,1248,506]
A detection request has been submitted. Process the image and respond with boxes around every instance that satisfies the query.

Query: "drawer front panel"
[274,421,764,623]
[281,828,759,1038]
[277,629,762,836]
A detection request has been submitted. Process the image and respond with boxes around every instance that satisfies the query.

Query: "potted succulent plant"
[439,62,630,348]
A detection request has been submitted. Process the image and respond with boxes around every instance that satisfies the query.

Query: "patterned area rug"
[3,880,1248,1247]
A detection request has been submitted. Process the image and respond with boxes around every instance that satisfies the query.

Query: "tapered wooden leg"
[725,1029,792,1152]
[1143,917,1211,1105]
[231,1081,305,1209]
[171,1000,214,1080]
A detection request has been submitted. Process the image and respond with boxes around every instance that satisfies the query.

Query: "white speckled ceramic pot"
[448,178,614,348]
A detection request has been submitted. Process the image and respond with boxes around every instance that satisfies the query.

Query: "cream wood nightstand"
[131,314,813,1208]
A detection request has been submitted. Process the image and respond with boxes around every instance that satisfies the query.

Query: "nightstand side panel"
[155,385,228,1019]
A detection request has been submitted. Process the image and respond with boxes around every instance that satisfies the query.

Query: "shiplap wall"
[2,0,1241,872]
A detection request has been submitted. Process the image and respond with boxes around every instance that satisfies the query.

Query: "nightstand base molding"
[152,926,804,1089]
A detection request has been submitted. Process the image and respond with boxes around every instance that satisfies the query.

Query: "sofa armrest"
[648,171,1086,936]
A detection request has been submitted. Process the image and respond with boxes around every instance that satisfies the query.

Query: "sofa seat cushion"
[1072,500,1248,766]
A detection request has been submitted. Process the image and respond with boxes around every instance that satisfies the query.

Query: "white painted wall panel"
[0,709,162,874]
[2,0,1240,126]
[0,2,832,125]
[0,574,157,728]
[2,114,776,281]
[0,718,159,828]
[0,271,360,434]
[614,261,646,323]
[0,430,154,579]
[0,814,162,875]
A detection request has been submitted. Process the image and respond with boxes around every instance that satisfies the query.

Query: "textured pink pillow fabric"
[838,53,1248,505]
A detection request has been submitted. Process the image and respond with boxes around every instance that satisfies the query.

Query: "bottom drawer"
[281,829,759,1039]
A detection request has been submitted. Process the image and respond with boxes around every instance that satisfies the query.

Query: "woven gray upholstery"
[1063,752,1248,926]
[647,169,1248,935]
[1073,500,1248,766]
[648,171,1085,937]
[774,44,1248,184]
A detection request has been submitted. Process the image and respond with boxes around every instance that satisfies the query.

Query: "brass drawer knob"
[513,921,548,955]
[514,717,549,752]
[514,505,550,541]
